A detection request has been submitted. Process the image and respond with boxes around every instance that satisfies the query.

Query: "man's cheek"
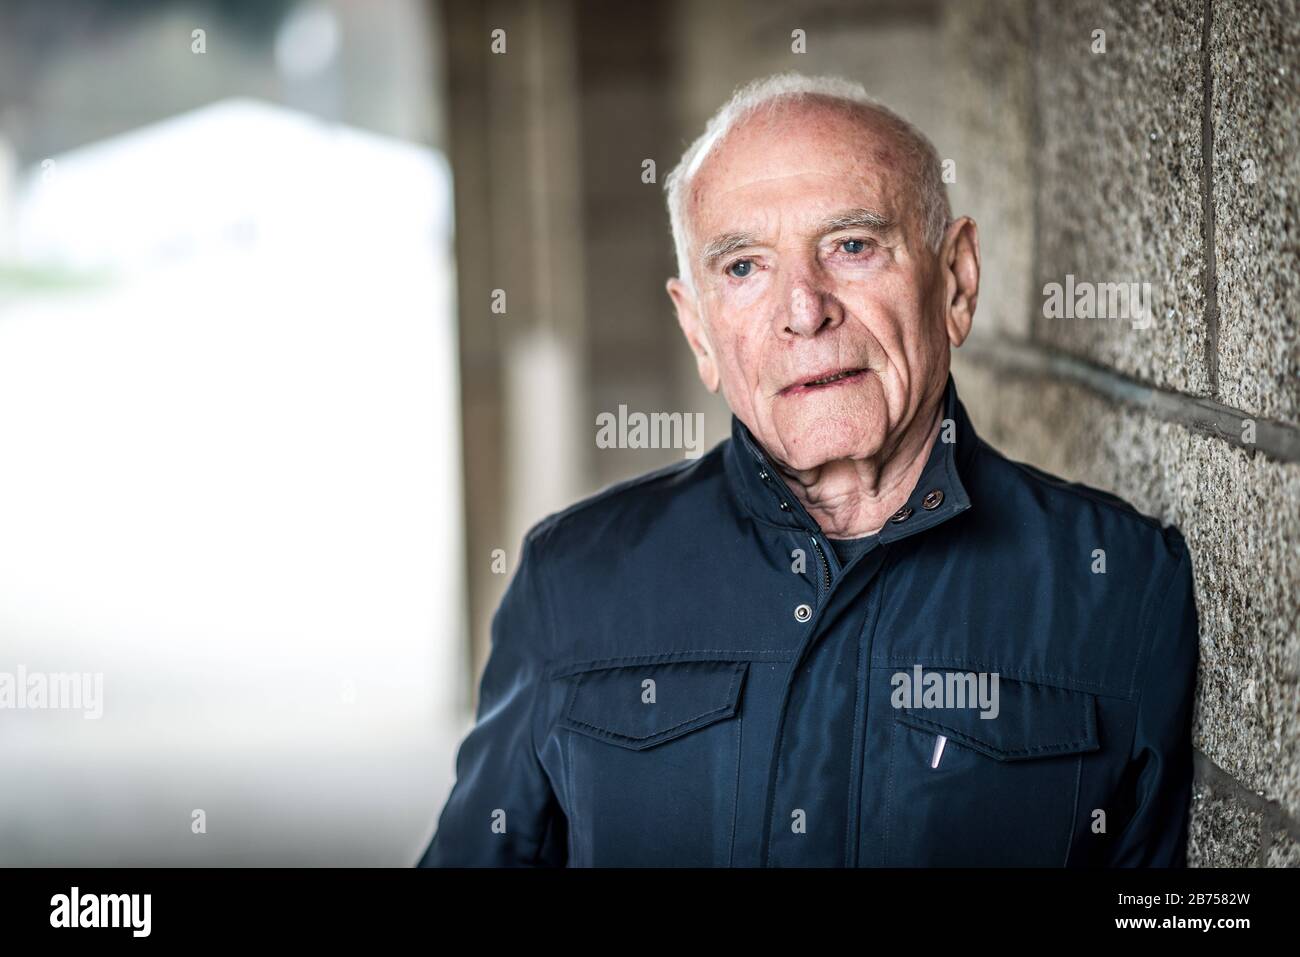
[722,353,759,411]
[860,303,921,356]
[710,308,763,365]
[721,275,771,311]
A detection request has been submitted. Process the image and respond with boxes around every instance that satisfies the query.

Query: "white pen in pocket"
[930,734,947,769]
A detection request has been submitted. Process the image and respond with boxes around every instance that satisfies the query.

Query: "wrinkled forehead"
[686,99,919,244]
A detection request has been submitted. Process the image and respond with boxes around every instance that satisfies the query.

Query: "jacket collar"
[723,372,976,544]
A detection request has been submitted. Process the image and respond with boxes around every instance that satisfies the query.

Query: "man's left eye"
[840,238,868,254]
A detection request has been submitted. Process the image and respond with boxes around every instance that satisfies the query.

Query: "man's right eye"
[726,259,754,279]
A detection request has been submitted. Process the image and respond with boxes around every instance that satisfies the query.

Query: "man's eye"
[726,259,755,279]
[840,238,870,254]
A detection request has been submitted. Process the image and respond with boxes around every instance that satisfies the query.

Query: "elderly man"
[417,73,1199,867]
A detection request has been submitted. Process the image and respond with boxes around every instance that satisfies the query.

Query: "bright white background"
[0,98,465,865]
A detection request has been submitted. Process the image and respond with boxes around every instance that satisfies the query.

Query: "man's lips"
[778,366,870,397]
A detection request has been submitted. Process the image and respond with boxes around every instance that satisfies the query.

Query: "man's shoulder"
[523,439,731,557]
[969,436,1190,567]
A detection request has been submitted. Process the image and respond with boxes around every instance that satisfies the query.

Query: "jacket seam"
[998,455,1162,532]
[846,624,865,867]
[882,720,898,866]
[846,577,883,866]
[527,527,557,757]
[729,706,742,865]
[548,650,792,677]
[866,657,1127,697]
[1064,753,1084,866]
[565,730,577,865]
[526,525,560,866]
[533,453,714,541]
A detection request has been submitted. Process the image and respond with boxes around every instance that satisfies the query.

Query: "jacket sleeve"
[1106,528,1200,867]
[415,526,567,866]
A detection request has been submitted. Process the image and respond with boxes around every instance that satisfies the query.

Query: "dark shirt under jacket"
[827,533,879,568]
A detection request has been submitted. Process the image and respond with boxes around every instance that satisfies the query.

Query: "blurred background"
[0,0,1295,865]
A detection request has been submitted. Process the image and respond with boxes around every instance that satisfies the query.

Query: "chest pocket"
[882,673,1100,866]
[553,658,748,867]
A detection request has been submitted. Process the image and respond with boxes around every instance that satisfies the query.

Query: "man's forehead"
[687,103,911,236]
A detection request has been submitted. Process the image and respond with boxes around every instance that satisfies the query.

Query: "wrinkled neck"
[774,400,943,539]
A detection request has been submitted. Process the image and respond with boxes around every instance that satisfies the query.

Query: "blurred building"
[0,0,460,866]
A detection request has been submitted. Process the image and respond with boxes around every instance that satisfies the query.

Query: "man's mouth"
[780,367,869,396]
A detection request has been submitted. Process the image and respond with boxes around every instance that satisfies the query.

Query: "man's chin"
[758,382,888,469]
[768,417,884,472]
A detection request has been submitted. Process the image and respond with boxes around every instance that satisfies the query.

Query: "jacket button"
[922,489,944,510]
[779,501,791,511]
[889,505,913,523]
[794,603,812,622]
[759,469,770,481]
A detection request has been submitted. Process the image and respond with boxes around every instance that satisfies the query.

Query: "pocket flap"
[558,660,748,750]
[892,674,1099,761]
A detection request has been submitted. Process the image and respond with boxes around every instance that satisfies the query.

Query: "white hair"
[664,72,952,290]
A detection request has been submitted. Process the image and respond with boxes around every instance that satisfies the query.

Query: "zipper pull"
[930,734,947,769]
[808,535,831,591]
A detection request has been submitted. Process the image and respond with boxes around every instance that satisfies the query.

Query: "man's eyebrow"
[699,232,763,270]
[816,208,895,234]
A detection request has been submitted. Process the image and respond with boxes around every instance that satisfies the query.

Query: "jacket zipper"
[809,534,831,595]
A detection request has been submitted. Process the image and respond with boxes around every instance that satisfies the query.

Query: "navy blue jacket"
[417,375,1199,866]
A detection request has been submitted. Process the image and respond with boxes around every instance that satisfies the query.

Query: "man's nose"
[781,280,845,339]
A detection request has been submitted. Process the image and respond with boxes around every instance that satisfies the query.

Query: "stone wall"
[945,0,1299,865]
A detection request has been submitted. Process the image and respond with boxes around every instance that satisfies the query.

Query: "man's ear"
[666,276,720,393]
[941,216,980,348]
